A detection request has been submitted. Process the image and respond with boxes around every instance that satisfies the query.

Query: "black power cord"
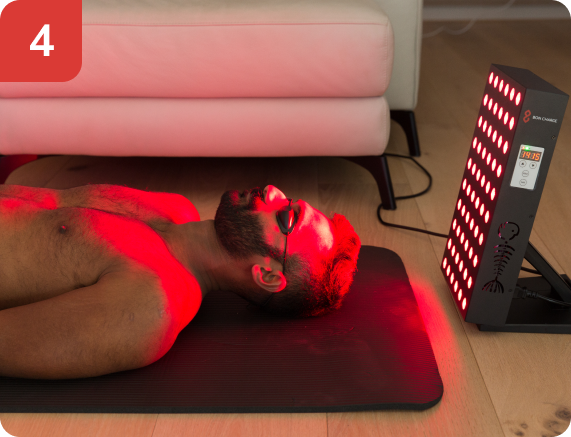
[376,153,542,275]
[515,285,571,308]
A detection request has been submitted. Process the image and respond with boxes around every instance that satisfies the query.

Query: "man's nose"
[264,185,286,204]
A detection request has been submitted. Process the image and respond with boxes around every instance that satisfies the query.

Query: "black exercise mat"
[0,246,443,413]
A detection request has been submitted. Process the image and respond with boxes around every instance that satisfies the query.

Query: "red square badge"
[0,0,82,82]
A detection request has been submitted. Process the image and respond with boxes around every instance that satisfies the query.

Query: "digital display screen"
[519,149,542,161]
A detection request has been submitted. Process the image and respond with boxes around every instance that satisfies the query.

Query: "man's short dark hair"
[264,213,361,318]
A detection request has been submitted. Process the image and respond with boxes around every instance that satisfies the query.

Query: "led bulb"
[448,238,452,249]
[461,205,466,217]
[497,165,503,177]
[455,253,459,264]
[467,158,472,169]
[489,73,494,84]
[475,197,480,209]
[509,117,515,130]
[466,211,471,223]
[473,137,478,148]
[487,126,492,137]
[504,83,510,96]
[471,191,475,202]
[450,272,455,284]
[463,269,468,280]
[481,175,486,188]
[480,204,485,216]
[443,258,447,268]
[499,79,504,92]
[479,234,484,245]
[469,247,473,259]
[503,141,509,154]
[457,226,461,236]
[467,185,471,195]
[452,245,456,256]
[454,281,459,292]
[463,178,467,189]
[447,265,451,276]
[468,277,473,288]
[491,188,496,200]
[494,76,499,88]
[462,298,467,310]
[478,116,483,127]
[459,260,464,272]
[477,143,482,153]
[458,289,463,300]
[472,164,476,175]
[470,218,474,230]
[476,169,481,181]
[493,103,498,115]
[483,120,488,132]
[488,99,493,111]
[492,159,497,171]
[453,219,457,230]
[487,154,491,165]
[510,88,515,100]
[474,225,479,238]
[485,211,490,223]
[486,181,490,193]
[493,130,497,142]
[473,255,478,267]
[504,112,509,124]
[499,107,504,119]
[461,233,465,243]
[464,240,469,251]
[498,135,503,147]
[458,199,462,210]
[516,92,521,105]
[482,148,487,160]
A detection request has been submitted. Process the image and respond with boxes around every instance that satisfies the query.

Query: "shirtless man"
[0,184,360,380]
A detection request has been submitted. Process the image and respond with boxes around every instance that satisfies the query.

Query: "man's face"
[214,186,334,266]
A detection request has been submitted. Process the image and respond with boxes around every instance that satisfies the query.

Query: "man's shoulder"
[99,261,202,333]
[152,192,200,224]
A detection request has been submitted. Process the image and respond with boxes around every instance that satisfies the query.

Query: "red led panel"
[440,64,568,328]
[441,65,524,317]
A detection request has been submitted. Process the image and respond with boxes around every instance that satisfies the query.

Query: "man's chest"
[0,204,197,317]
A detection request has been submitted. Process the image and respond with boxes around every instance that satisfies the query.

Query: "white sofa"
[0,0,423,210]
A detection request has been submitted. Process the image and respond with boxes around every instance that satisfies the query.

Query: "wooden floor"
[2,19,571,437]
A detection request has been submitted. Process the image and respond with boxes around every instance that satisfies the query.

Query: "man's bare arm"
[0,184,199,224]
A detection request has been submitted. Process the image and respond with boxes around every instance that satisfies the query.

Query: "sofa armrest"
[373,0,423,111]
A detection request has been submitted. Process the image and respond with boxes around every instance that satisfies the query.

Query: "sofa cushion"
[0,97,390,156]
[0,0,393,99]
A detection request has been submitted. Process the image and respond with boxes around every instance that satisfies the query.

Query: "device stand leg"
[478,242,571,334]
[344,155,397,210]
[390,110,421,157]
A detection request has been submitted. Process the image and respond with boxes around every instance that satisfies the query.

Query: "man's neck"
[157,220,245,298]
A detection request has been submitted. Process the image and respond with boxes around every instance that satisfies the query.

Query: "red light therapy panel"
[441,64,568,327]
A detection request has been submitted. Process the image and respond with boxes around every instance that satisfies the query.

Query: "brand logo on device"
[523,110,531,123]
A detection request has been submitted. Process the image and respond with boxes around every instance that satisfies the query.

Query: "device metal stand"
[479,242,571,334]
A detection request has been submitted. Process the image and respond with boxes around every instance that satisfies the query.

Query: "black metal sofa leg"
[390,110,421,157]
[344,155,397,210]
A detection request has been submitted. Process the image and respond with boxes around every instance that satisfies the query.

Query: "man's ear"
[251,264,287,293]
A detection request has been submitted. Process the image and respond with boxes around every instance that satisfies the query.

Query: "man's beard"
[214,187,272,260]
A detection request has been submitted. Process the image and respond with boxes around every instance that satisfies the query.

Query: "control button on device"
[522,170,529,177]
[519,161,527,167]
[519,179,527,186]
[530,162,537,169]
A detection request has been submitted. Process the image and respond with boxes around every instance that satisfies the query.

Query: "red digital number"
[0,0,82,82]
